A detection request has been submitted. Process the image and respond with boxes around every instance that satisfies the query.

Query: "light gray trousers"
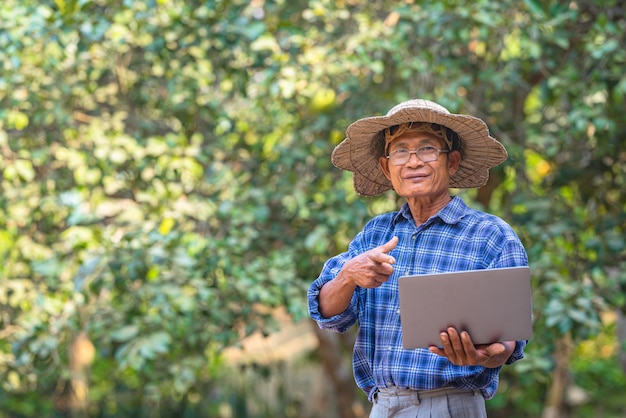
[369,386,488,418]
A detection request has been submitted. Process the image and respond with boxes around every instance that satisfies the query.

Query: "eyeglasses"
[386,146,449,166]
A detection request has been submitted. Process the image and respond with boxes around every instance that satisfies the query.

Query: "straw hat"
[331,99,508,196]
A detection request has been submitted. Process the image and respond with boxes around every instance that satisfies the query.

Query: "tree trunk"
[542,333,573,418]
[618,310,626,374]
[476,167,503,210]
[68,332,96,418]
[311,322,359,418]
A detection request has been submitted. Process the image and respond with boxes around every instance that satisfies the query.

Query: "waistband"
[374,386,481,402]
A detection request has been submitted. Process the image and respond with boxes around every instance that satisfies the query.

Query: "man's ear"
[379,156,392,180]
[448,150,462,175]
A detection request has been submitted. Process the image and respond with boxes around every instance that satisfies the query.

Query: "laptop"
[398,266,532,349]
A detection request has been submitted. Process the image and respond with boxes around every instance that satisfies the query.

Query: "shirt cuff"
[308,287,358,333]
[505,340,527,364]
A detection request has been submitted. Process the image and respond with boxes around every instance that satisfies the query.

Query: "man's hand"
[340,236,398,288]
[428,327,515,369]
[318,237,398,318]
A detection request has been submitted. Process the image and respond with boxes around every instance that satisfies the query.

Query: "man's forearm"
[318,272,357,318]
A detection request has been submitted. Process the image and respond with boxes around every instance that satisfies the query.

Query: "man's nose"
[406,151,424,166]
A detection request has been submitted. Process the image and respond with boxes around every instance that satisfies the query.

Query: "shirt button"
[396,309,400,314]
[411,234,417,240]
[388,346,392,351]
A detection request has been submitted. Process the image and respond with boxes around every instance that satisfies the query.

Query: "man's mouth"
[404,173,430,181]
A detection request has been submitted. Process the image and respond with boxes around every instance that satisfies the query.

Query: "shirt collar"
[393,196,469,225]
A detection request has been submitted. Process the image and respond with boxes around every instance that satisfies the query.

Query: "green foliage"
[0,0,625,416]
[0,0,371,415]
[567,318,626,418]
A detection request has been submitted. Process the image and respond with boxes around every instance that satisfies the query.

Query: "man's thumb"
[380,236,398,253]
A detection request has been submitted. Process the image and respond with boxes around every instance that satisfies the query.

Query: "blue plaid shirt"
[308,197,528,401]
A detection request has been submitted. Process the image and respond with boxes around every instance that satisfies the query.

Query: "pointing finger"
[369,250,396,265]
[370,237,398,264]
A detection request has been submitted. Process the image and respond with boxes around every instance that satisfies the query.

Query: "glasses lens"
[389,150,409,165]
[389,148,442,165]
[418,147,438,162]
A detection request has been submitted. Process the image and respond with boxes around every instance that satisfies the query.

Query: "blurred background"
[1,0,625,417]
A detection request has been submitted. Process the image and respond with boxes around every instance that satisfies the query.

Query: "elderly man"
[308,99,528,417]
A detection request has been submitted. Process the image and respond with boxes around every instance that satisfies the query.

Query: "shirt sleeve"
[487,225,530,365]
[506,340,527,364]
[307,251,361,333]
[307,222,380,334]
[485,223,529,269]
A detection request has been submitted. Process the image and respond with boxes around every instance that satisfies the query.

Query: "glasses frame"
[386,146,450,166]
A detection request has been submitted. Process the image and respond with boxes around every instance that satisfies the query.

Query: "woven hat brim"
[331,105,507,196]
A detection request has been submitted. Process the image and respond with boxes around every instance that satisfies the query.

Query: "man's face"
[379,131,461,200]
